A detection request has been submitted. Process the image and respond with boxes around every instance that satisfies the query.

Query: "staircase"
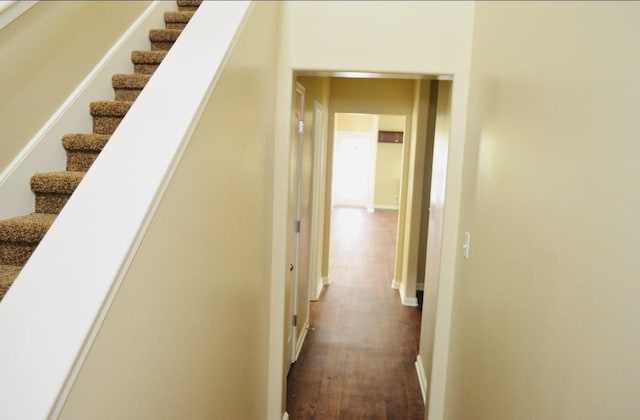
[0,0,202,300]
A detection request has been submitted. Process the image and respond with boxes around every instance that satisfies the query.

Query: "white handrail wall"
[0,2,254,418]
[0,1,175,220]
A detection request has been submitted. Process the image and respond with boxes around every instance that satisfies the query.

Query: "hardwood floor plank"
[287,207,424,419]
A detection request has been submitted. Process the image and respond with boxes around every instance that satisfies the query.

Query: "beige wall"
[375,115,404,208]
[335,113,374,132]
[58,3,280,418]
[446,2,640,419]
[374,142,402,208]
[0,1,151,172]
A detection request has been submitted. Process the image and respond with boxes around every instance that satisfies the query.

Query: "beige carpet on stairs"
[0,0,202,301]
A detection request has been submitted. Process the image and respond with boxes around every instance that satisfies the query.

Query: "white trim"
[0,0,177,220]
[415,354,428,405]
[0,1,38,31]
[401,295,419,307]
[399,281,418,307]
[322,276,331,285]
[282,412,289,420]
[374,204,400,210]
[294,318,309,361]
[311,276,324,301]
[391,279,401,289]
[307,101,327,305]
[417,282,425,291]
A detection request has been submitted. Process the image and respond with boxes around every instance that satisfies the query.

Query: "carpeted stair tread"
[177,0,202,6]
[62,134,111,152]
[131,50,167,74]
[149,28,182,51]
[112,74,151,90]
[31,172,85,195]
[131,50,167,64]
[0,265,21,299]
[165,11,194,24]
[149,28,182,42]
[0,213,56,244]
[90,101,133,117]
[177,0,202,12]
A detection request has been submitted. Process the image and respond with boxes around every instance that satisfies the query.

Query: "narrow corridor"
[286,207,424,419]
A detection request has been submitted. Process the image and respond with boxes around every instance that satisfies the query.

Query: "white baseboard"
[294,319,309,361]
[415,354,428,405]
[401,295,419,307]
[282,412,289,420]
[322,276,331,285]
[417,282,425,291]
[399,282,418,307]
[391,279,401,289]
[311,277,324,301]
[374,204,400,210]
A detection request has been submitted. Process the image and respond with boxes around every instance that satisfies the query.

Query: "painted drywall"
[445,2,640,419]
[57,3,280,418]
[272,3,475,418]
[375,115,404,209]
[374,142,402,208]
[0,1,151,172]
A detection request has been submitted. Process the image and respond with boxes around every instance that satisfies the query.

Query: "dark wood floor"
[286,206,425,420]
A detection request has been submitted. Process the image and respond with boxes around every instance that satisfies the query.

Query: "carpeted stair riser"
[164,11,194,29]
[177,0,201,12]
[0,213,56,266]
[63,134,111,171]
[0,0,202,300]
[131,51,167,75]
[31,172,85,214]
[0,265,21,300]
[90,101,133,135]
[113,74,151,101]
[149,29,182,51]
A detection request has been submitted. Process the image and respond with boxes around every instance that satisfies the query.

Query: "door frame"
[308,101,327,301]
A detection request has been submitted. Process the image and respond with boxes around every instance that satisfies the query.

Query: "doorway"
[279,75,453,419]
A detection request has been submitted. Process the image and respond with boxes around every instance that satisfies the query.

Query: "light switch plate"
[463,232,471,259]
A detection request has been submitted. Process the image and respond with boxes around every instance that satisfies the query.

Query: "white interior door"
[284,83,305,374]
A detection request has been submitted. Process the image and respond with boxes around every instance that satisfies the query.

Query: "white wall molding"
[391,279,401,289]
[374,204,400,211]
[311,276,324,301]
[0,1,38,32]
[294,319,309,361]
[415,354,428,405]
[0,0,177,220]
[282,412,289,420]
[400,282,418,307]
[322,276,331,285]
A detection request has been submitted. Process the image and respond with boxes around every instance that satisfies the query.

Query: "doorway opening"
[281,73,454,417]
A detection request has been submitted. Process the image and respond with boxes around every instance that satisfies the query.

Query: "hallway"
[286,207,424,419]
